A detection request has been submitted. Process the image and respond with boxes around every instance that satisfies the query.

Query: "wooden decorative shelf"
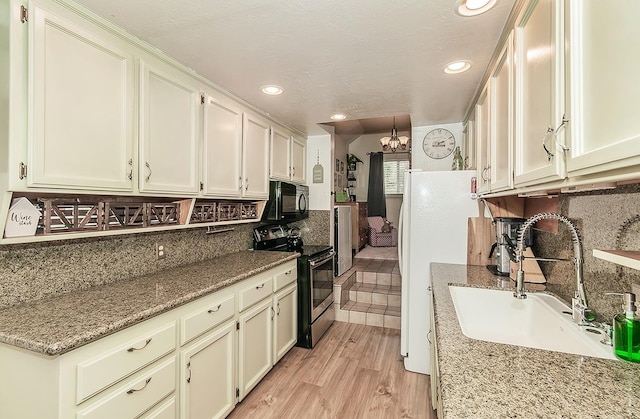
[1,193,265,244]
[593,249,640,270]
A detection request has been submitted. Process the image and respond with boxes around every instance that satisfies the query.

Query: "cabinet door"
[270,128,291,181]
[489,32,514,192]
[202,94,243,197]
[273,283,297,364]
[513,0,565,187]
[475,84,491,194]
[565,1,640,177]
[29,4,134,192]
[237,297,273,400]
[462,117,476,170]
[290,136,307,184]
[139,61,200,195]
[180,322,235,419]
[242,113,270,198]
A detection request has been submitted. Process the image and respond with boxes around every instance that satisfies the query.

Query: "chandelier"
[379,117,410,152]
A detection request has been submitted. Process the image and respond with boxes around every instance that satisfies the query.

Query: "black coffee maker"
[488,217,532,276]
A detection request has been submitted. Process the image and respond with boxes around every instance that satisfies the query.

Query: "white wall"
[411,122,463,171]
[306,134,333,211]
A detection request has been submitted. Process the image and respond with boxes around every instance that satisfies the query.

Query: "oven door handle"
[309,251,335,267]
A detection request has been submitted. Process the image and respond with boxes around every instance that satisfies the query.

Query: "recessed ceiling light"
[331,113,347,121]
[261,85,283,95]
[444,60,472,74]
[454,0,497,17]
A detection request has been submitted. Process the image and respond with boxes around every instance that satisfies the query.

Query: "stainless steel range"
[253,224,335,348]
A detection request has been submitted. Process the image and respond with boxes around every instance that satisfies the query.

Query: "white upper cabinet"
[462,116,476,170]
[290,135,307,184]
[564,0,640,177]
[28,3,134,192]
[513,0,565,187]
[489,32,514,192]
[242,113,270,199]
[269,127,291,181]
[269,129,307,184]
[475,83,491,194]
[202,93,243,197]
[139,60,200,195]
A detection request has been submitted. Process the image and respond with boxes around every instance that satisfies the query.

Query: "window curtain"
[367,152,386,217]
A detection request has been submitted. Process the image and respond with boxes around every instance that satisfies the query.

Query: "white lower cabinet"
[180,322,236,419]
[273,283,297,364]
[76,357,176,419]
[140,397,177,419]
[0,260,297,419]
[238,297,274,401]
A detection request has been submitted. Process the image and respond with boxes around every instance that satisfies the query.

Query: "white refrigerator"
[399,170,478,374]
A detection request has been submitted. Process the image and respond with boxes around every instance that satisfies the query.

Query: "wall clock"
[422,128,456,159]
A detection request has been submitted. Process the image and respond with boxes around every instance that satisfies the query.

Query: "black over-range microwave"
[262,181,309,222]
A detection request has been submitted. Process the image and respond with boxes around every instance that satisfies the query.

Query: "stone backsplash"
[0,210,332,310]
[531,184,640,321]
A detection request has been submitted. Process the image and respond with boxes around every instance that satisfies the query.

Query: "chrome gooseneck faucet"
[514,212,591,324]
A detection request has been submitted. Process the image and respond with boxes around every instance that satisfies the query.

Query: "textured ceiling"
[73,0,515,135]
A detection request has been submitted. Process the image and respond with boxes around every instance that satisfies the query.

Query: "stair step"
[335,302,400,329]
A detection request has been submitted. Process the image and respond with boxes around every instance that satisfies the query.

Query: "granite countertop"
[0,250,298,356]
[431,263,640,418]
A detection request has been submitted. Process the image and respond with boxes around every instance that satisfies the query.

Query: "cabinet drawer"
[273,266,297,292]
[77,358,176,419]
[76,322,176,403]
[139,396,176,419]
[238,277,273,312]
[181,294,235,345]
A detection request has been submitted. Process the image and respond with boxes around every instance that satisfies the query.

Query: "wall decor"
[312,150,324,183]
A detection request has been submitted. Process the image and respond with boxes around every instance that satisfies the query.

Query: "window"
[383,159,410,194]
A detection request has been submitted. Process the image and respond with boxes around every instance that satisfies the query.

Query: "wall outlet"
[156,243,166,260]
[632,283,640,299]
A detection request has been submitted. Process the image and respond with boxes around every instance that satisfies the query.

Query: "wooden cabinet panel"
[270,127,291,181]
[565,0,640,176]
[290,135,307,184]
[489,32,514,192]
[273,283,297,364]
[237,297,273,400]
[180,322,235,419]
[242,113,270,198]
[202,93,243,197]
[29,4,134,192]
[513,0,565,187]
[139,61,200,195]
[475,84,491,194]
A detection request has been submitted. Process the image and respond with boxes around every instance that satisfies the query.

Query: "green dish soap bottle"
[611,292,640,363]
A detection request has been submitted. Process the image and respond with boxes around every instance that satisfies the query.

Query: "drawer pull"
[126,377,151,394]
[127,338,152,352]
[255,283,265,289]
[186,361,192,383]
[285,270,292,275]
[207,304,222,313]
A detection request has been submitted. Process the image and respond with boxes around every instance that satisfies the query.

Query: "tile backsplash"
[531,184,640,321]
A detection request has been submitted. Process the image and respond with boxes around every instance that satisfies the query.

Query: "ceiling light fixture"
[330,113,347,121]
[454,0,497,16]
[261,85,283,95]
[379,117,410,153]
[444,60,472,74]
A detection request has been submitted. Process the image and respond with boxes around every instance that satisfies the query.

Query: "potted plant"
[347,153,363,171]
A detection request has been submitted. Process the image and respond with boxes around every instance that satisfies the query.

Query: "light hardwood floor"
[228,321,436,419]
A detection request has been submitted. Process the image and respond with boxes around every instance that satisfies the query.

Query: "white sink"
[448,285,616,360]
